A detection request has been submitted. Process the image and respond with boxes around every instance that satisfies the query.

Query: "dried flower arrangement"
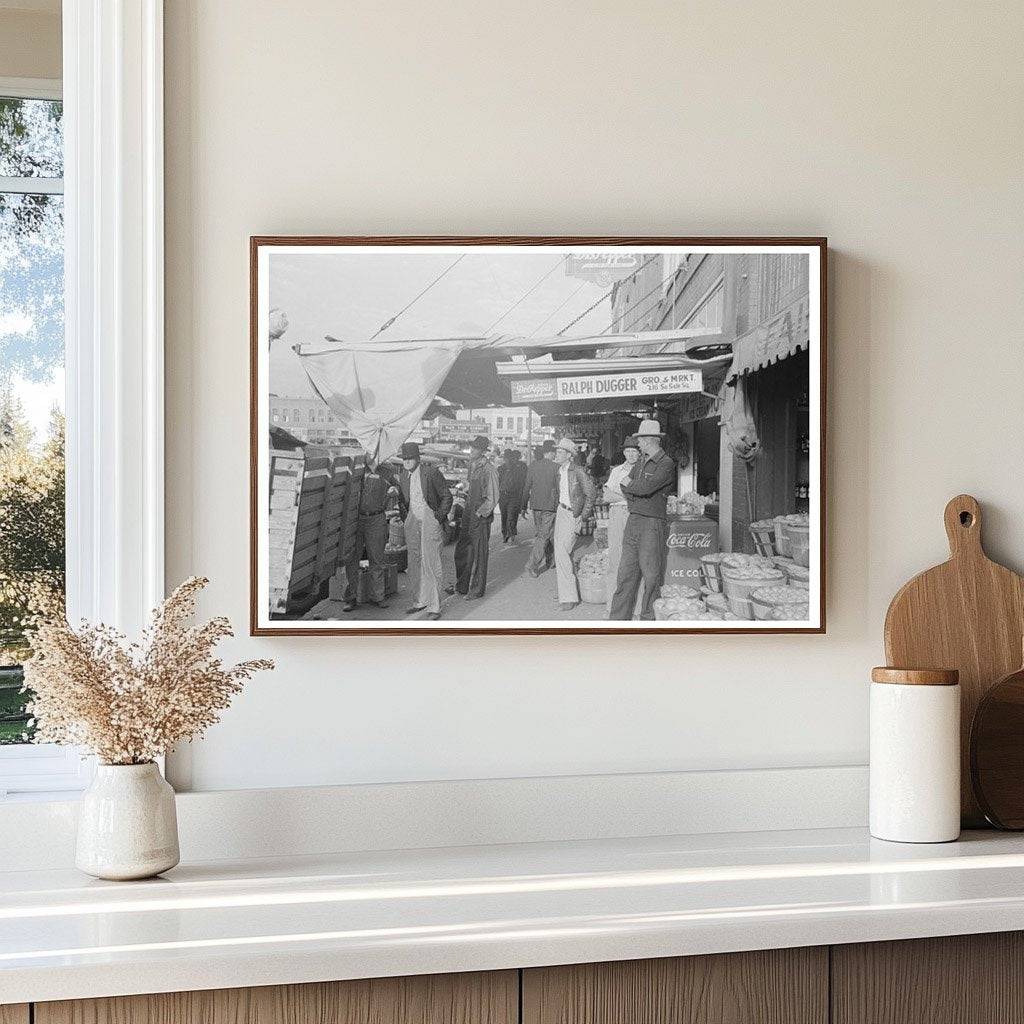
[22,576,273,765]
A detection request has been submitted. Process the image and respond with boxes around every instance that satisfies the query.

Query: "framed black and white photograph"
[251,237,826,635]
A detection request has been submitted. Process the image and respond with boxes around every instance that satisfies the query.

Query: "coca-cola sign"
[667,531,713,549]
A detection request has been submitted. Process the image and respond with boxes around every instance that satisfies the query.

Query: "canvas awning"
[494,353,718,378]
[727,296,810,380]
[293,327,728,459]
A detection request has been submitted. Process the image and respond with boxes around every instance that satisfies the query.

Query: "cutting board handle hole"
[960,511,974,527]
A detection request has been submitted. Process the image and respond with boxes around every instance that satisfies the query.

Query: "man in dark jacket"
[585,441,609,484]
[521,439,559,577]
[453,435,500,600]
[609,419,677,621]
[342,456,398,612]
[398,442,453,620]
[498,449,528,543]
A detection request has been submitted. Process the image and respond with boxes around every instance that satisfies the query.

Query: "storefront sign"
[565,253,645,286]
[512,368,702,404]
[557,369,701,401]
[509,378,558,404]
[433,419,490,441]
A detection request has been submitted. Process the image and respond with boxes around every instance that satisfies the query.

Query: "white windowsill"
[0,744,94,799]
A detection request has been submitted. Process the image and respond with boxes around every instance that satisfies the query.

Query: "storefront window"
[761,254,806,317]
[680,280,724,331]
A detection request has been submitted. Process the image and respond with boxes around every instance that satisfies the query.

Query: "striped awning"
[728,296,810,380]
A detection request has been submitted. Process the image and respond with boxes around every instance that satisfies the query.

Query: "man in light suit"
[398,442,453,621]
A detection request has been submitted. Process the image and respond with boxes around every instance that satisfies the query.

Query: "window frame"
[0,0,165,799]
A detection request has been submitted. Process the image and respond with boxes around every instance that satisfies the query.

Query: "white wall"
[164,0,1024,792]
[0,5,61,80]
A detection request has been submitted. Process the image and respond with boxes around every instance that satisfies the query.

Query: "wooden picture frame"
[251,237,827,635]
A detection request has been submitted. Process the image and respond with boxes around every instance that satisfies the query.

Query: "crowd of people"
[340,420,677,622]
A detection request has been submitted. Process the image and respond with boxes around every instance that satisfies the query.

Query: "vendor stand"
[665,513,719,590]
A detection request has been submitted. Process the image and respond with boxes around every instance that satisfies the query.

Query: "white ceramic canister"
[76,762,180,880]
[869,667,960,843]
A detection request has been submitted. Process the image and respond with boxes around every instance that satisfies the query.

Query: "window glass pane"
[0,185,65,744]
[0,98,63,179]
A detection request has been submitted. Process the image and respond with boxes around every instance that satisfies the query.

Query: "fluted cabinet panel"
[832,933,1024,1024]
[35,972,517,1024]
[522,948,828,1024]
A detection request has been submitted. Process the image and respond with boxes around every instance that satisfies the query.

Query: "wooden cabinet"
[21,932,1024,1024]
[832,932,1024,1024]
[34,971,517,1024]
[522,948,828,1024]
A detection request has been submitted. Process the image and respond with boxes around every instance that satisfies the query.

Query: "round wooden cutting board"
[884,495,1024,826]
[970,656,1024,829]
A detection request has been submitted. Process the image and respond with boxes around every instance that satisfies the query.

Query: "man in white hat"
[609,418,676,621]
[551,436,597,610]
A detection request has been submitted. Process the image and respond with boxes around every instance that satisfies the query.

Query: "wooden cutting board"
[884,494,1024,826]
[969,649,1024,828]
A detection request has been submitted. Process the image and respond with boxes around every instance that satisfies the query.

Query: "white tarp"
[298,339,466,460]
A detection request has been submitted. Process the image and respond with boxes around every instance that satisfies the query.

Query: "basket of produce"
[660,583,699,601]
[699,552,728,592]
[722,552,777,570]
[749,518,779,558]
[384,543,408,574]
[577,549,608,604]
[773,515,792,558]
[778,513,810,568]
[705,592,749,621]
[387,518,406,548]
[768,602,810,621]
[750,584,809,621]
[721,562,785,618]
[653,596,706,621]
[578,549,607,574]
[658,608,739,622]
[780,561,809,589]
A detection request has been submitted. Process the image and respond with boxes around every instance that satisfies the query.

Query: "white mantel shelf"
[4,827,1024,1004]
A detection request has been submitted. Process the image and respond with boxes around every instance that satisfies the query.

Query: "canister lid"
[871,667,959,686]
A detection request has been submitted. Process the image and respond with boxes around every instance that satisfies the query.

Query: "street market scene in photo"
[255,244,821,631]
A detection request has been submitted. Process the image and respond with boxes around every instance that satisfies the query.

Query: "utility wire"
[482,255,568,335]
[367,254,466,341]
[603,265,679,336]
[527,281,589,337]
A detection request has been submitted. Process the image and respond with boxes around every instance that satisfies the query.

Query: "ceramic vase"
[76,762,180,880]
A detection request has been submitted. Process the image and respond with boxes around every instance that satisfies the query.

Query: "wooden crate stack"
[268,448,365,616]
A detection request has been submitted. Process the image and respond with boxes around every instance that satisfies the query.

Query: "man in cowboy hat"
[453,434,500,600]
[398,442,452,620]
[609,418,676,621]
[521,438,559,577]
[551,435,597,610]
